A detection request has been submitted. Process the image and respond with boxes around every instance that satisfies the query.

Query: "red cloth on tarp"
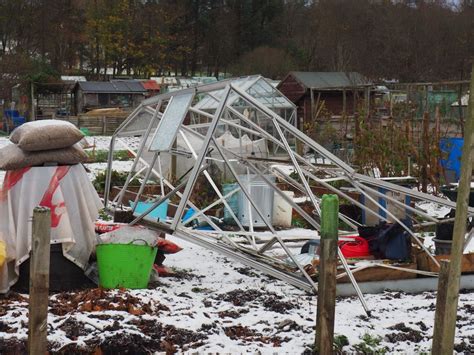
[0,164,102,293]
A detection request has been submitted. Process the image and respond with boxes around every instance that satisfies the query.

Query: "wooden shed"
[277,72,372,128]
[73,80,146,114]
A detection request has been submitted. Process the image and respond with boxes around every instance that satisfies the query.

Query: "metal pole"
[178,129,246,230]
[119,140,222,231]
[116,109,160,207]
[104,105,145,208]
[211,137,319,291]
[131,151,160,213]
[171,85,232,230]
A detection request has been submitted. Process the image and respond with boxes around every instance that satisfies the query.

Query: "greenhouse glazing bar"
[104,75,472,315]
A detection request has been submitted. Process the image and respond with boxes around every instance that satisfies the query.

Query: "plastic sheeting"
[139,130,268,179]
[0,164,102,293]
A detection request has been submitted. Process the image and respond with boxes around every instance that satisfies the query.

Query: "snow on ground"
[416,200,452,219]
[0,236,473,353]
[85,161,135,181]
[0,135,474,353]
[85,136,140,151]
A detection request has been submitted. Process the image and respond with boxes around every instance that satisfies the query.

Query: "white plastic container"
[237,175,275,227]
[272,191,294,227]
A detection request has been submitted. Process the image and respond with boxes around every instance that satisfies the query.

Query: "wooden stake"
[431,63,474,354]
[432,260,450,354]
[28,207,51,355]
[315,195,339,355]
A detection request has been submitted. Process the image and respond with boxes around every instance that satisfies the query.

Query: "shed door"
[98,93,108,106]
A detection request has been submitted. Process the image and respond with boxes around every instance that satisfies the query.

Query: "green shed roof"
[289,71,371,89]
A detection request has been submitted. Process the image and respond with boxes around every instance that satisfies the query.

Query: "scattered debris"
[48,288,169,316]
[215,288,298,313]
[385,323,424,343]
[224,325,290,346]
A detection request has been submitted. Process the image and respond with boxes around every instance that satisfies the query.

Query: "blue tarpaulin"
[440,137,463,182]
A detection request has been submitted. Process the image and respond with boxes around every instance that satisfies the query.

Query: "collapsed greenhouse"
[103,75,474,313]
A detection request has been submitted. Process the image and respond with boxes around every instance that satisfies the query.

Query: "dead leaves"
[49,288,168,316]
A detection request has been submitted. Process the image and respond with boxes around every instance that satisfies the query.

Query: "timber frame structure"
[103,75,474,314]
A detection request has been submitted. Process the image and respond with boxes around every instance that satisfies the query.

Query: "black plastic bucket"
[12,244,94,293]
[433,238,452,255]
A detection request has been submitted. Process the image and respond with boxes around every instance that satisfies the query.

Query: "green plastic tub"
[96,242,157,289]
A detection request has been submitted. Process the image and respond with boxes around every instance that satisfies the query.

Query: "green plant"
[87,150,133,163]
[93,170,140,194]
[333,334,350,353]
[98,208,112,221]
[190,175,218,208]
[353,333,388,354]
[289,170,303,184]
[291,216,309,228]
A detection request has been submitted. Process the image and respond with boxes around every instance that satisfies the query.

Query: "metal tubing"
[111,166,147,205]
[294,167,388,227]
[173,228,313,291]
[355,173,474,214]
[356,183,438,223]
[337,247,370,314]
[211,137,319,291]
[129,165,208,226]
[116,106,161,206]
[272,118,321,216]
[120,139,222,231]
[351,180,440,267]
[104,134,116,209]
[112,103,145,135]
[225,106,361,228]
[131,152,160,213]
[178,129,246,231]
[219,148,321,230]
[230,84,355,174]
[171,85,232,230]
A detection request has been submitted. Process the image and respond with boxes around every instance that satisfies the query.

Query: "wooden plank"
[337,263,418,283]
[417,252,474,273]
[28,207,51,355]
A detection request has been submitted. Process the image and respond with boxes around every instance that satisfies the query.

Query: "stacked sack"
[0,120,88,170]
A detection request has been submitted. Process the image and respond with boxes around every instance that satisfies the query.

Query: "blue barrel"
[440,137,463,182]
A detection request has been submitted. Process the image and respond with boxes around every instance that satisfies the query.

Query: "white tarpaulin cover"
[0,164,102,293]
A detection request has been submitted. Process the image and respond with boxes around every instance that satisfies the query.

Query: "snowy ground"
[0,235,473,353]
[0,135,473,353]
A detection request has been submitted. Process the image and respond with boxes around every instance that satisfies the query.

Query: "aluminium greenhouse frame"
[104,75,474,314]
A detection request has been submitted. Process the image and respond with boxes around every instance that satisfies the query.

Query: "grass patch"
[87,149,133,163]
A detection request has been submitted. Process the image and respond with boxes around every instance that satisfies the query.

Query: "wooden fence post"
[28,207,51,355]
[315,194,339,354]
[431,63,474,354]
[432,260,450,354]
